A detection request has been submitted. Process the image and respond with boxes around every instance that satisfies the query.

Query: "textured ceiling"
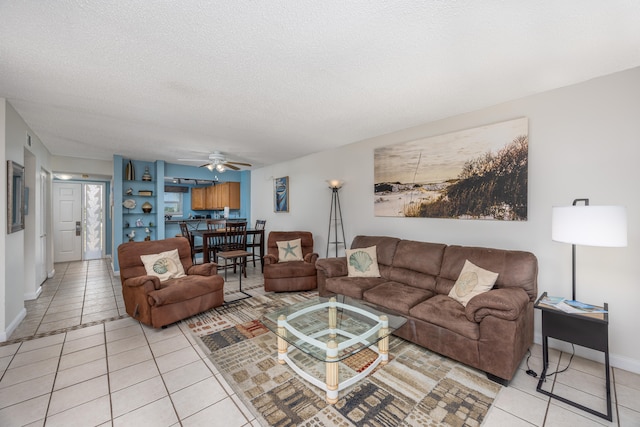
[1,1,640,170]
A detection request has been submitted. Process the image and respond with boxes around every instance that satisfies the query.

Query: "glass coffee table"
[261,295,406,404]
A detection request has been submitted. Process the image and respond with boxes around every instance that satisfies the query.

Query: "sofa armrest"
[465,287,530,322]
[264,254,278,265]
[186,262,218,276]
[304,252,319,264]
[315,257,348,278]
[123,275,161,290]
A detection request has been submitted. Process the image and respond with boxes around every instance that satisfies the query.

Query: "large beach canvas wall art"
[374,117,528,220]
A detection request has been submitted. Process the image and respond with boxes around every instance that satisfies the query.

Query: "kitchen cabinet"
[191,182,240,210]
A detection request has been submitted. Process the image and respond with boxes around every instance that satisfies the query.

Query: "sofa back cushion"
[436,245,538,301]
[118,237,193,283]
[351,236,400,279]
[388,240,446,291]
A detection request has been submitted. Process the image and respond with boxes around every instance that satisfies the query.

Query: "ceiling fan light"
[206,164,214,172]
[216,163,226,172]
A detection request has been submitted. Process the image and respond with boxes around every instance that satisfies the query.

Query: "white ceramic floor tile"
[181,396,248,427]
[112,395,178,427]
[109,359,160,392]
[47,375,109,416]
[149,334,191,357]
[545,403,610,426]
[493,384,548,426]
[617,382,640,413]
[44,395,111,427]
[105,324,144,343]
[480,406,535,427]
[618,405,640,426]
[106,334,149,356]
[0,357,59,388]
[550,381,612,422]
[171,377,228,420]
[0,373,55,410]
[107,344,153,371]
[65,323,105,341]
[19,333,66,352]
[111,376,167,418]
[104,316,140,332]
[0,394,50,426]
[8,343,63,369]
[142,324,183,343]
[62,333,105,355]
[54,358,107,390]
[162,360,213,394]
[155,346,200,374]
[0,342,20,357]
[58,344,106,371]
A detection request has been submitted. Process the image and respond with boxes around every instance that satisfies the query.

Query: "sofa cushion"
[351,236,400,267]
[325,276,387,299]
[276,238,304,262]
[363,282,433,315]
[147,274,224,307]
[409,295,480,340]
[448,260,498,307]
[346,246,381,277]
[263,260,316,279]
[140,249,186,282]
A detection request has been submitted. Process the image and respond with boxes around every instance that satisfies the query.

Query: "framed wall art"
[374,117,528,220]
[7,160,26,233]
[274,176,289,212]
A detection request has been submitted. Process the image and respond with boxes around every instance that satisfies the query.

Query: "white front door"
[53,182,82,262]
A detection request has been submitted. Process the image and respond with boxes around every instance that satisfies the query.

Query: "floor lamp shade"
[552,205,628,247]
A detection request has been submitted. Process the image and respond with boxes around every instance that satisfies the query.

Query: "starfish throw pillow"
[276,238,304,262]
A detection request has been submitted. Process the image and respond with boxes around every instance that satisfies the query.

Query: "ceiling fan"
[178,151,252,172]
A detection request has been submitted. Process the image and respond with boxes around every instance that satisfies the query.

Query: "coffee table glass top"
[261,295,406,362]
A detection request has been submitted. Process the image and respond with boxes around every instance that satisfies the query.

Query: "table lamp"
[552,198,627,300]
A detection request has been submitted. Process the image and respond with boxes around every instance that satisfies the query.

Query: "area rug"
[184,292,501,427]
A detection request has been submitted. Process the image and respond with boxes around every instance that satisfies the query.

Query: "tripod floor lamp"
[326,180,346,258]
[551,198,627,300]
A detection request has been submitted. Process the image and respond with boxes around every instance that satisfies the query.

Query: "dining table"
[191,228,265,270]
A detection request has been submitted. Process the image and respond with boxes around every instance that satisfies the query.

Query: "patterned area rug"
[184,292,501,427]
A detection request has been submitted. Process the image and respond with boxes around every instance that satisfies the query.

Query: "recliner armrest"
[304,253,319,264]
[264,254,278,265]
[123,275,161,291]
[465,287,530,322]
[187,262,218,276]
[315,257,348,278]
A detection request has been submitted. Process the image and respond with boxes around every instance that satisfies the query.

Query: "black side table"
[534,292,611,421]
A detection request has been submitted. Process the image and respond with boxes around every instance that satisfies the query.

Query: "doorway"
[53,181,105,262]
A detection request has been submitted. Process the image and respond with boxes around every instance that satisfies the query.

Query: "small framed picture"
[274,176,289,212]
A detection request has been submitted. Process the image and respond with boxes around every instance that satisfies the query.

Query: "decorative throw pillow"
[448,259,499,307]
[346,246,381,278]
[277,238,304,262]
[140,249,186,282]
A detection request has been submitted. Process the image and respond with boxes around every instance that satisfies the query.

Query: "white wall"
[251,67,640,373]
[1,100,53,341]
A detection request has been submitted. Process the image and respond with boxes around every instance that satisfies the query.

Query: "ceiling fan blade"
[199,163,212,168]
[226,161,252,166]
[224,163,240,171]
[177,158,208,162]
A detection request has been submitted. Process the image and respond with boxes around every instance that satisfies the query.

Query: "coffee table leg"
[326,340,339,404]
[277,315,287,365]
[378,315,389,365]
[328,297,337,338]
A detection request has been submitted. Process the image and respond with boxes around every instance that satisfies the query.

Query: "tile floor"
[1,259,639,426]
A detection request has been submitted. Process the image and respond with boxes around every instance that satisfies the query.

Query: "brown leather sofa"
[315,235,538,385]
[263,231,319,292]
[118,237,225,328]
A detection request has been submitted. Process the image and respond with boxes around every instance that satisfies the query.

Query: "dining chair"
[247,219,266,269]
[179,221,204,263]
[205,219,226,262]
[216,222,252,299]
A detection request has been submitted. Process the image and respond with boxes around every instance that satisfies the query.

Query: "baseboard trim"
[24,285,43,301]
[0,308,27,342]
[534,333,640,375]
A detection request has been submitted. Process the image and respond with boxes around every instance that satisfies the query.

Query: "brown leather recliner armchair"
[263,231,318,292]
[117,237,224,328]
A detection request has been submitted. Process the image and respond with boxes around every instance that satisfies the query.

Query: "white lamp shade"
[552,205,627,247]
